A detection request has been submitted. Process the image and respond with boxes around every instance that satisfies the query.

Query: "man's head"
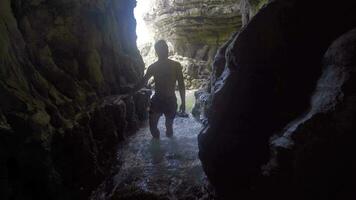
[154,40,169,59]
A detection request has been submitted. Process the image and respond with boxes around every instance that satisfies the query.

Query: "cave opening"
[134,0,199,114]
[133,0,242,116]
[134,0,154,48]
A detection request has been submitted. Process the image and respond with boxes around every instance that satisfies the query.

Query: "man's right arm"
[177,64,186,112]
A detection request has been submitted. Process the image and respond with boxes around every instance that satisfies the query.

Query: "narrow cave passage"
[91,1,215,199]
[97,0,356,198]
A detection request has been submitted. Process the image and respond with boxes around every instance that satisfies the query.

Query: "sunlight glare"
[134,0,154,46]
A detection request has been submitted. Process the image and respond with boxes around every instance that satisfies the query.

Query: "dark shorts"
[150,95,177,118]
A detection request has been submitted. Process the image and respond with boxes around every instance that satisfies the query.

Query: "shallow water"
[92,114,210,200]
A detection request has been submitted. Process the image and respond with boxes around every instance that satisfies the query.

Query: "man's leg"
[165,115,174,137]
[149,112,161,139]
[165,98,177,137]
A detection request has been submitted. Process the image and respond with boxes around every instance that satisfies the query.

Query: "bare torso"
[148,59,182,98]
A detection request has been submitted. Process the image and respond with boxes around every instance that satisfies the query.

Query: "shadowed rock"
[0,0,149,199]
[198,0,356,198]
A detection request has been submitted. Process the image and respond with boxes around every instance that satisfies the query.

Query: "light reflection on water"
[116,115,204,196]
[93,114,208,199]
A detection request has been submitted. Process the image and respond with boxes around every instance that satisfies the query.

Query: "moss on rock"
[87,50,104,86]
[31,110,50,126]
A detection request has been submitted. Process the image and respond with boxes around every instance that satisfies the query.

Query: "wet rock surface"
[0,0,149,199]
[192,89,211,123]
[198,0,356,199]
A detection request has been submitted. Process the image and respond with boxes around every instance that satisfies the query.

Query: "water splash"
[92,115,210,199]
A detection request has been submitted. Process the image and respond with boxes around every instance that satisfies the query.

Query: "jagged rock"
[266,28,356,200]
[192,31,238,122]
[240,0,270,25]
[192,89,211,123]
[191,0,266,113]
[0,0,149,199]
[198,0,356,198]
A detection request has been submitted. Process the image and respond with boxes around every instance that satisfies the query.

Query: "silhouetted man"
[131,40,186,139]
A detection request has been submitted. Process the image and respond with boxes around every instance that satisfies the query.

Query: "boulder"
[198,0,356,198]
[267,28,356,200]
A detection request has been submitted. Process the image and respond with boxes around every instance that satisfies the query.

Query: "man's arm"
[177,64,186,112]
[130,66,154,95]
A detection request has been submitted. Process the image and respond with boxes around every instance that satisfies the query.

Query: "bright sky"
[134,0,154,46]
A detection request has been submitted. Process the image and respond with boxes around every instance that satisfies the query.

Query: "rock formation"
[192,0,268,122]
[198,0,356,199]
[0,0,149,199]
[240,0,269,25]
[139,0,243,89]
[266,28,356,200]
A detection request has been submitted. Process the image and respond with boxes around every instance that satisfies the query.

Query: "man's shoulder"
[167,59,180,65]
[168,59,182,69]
[147,62,158,71]
[149,61,158,67]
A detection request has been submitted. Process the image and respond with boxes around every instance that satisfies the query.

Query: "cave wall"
[198,0,356,199]
[266,28,356,199]
[0,0,149,199]
[146,0,242,58]
[240,0,269,25]
[192,0,268,121]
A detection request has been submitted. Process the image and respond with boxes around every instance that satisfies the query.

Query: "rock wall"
[198,0,356,198]
[140,0,242,89]
[266,28,356,199]
[0,0,149,199]
[192,0,268,121]
[240,0,269,25]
